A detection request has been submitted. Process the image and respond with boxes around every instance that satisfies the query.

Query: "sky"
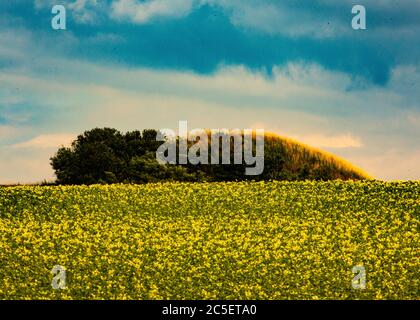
[0,0,419,183]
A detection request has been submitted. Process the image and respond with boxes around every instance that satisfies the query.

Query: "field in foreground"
[0,181,418,300]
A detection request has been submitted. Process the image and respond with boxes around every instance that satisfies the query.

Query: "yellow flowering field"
[0,181,418,300]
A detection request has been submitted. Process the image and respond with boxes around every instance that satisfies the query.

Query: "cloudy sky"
[0,0,419,183]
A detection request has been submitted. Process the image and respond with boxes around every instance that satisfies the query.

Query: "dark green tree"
[51,128,158,184]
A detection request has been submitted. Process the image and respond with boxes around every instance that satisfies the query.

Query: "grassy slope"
[0,181,418,299]
[264,132,372,180]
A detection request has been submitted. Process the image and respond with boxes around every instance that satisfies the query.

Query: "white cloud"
[212,0,347,38]
[31,0,420,41]
[204,0,420,39]
[407,111,420,127]
[111,0,195,23]
[250,121,362,148]
[0,126,20,142]
[12,134,75,149]
[108,0,342,37]
[388,65,420,106]
[291,133,363,149]
[0,147,57,184]
[344,148,420,181]
[69,0,100,23]
[34,0,101,24]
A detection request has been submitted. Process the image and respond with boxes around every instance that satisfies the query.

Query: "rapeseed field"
[0,181,418,299]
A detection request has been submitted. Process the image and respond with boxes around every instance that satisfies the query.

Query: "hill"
[261,132,371,181]
[50,128,371,185]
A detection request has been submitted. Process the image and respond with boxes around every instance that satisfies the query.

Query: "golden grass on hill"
[264,132,372,180]
[187,130,371,181]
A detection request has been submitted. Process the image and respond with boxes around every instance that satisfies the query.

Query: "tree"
[51,128,155,184]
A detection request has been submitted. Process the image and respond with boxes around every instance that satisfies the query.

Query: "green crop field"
[0,181,418,300]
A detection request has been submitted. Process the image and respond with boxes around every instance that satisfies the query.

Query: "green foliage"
[51,128,157,185]
[128,152,203,183]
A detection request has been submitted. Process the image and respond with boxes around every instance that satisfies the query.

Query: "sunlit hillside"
[263,132,372,181]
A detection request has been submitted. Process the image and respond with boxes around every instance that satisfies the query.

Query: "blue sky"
[0,0,420,182]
